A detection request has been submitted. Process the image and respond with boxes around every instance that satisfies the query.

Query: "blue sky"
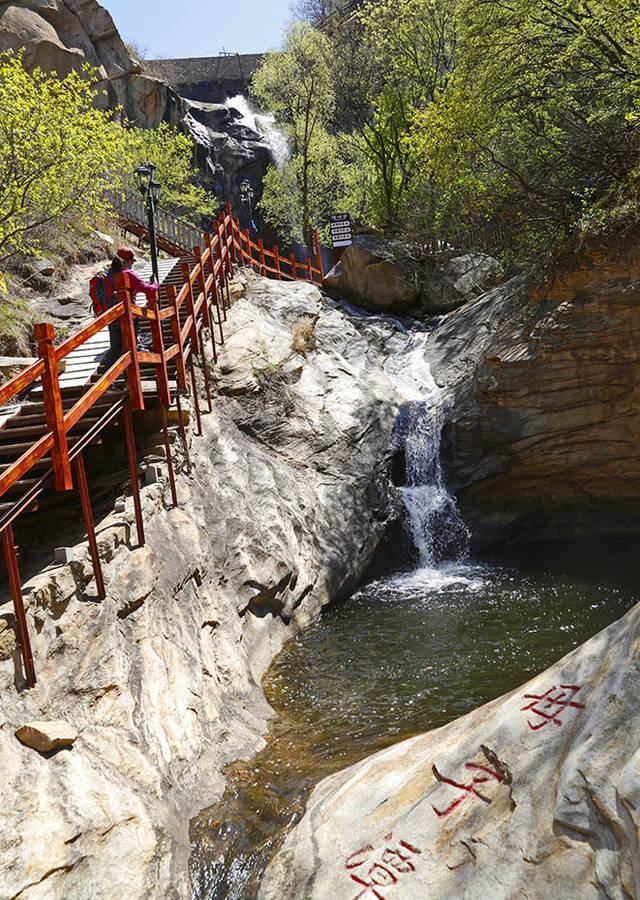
[103,0,291,58]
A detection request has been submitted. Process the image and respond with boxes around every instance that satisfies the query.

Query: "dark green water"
[189,538,639,899]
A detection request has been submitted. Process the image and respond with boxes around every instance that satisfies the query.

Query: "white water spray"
[226,94,290,168]
[384,331,471,572]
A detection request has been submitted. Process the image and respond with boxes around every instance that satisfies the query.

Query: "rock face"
[428,242,640,546]
[0,0,184,128]
[0,274,397,899]
[260,599,640,900]
[324,236,497,315]
[0,2,274,210]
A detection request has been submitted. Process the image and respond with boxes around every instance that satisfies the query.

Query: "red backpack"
[89,269,115,316]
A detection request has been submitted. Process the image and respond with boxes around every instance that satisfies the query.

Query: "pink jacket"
[124,268,159,300]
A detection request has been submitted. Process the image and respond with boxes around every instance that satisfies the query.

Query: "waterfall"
[384,331,470,570]
[226,94,290,168]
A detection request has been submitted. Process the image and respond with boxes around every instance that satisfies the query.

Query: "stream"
[189,317,640,899]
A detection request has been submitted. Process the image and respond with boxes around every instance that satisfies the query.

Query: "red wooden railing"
[0,205,324,688]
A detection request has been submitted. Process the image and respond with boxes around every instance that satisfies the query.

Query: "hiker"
[90,248,159,369]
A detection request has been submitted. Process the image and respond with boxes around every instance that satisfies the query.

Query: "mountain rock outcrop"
[0,0,184,127]
[324,235,498,316]
[427,241,640,546]
[0,2,276,210]
[260,592,640,900]
[0,273,397,899]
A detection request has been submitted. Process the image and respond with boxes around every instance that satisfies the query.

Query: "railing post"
[306,257,313,282]
[244,229,252,269]
[194,247,214,410]
[205,232,225,344]
[234,218,243,264]
[114,273,144,412]
[2,525,36,687]
[181,263,201,355]
[258,239,266,277]
[74,453,105,601]
[123,400,144,547]
[273,245,281,280]
[34,323,73,492]
[314,229,325,287]
[290,253,296,280]
[225,204,236,267]
[159,404,178,507]
[148,292,170,409]
[194,247,212,332]
[166,285,187,391]
[215,221,229,315]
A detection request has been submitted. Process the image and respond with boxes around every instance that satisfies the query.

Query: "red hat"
[117,247,136,263]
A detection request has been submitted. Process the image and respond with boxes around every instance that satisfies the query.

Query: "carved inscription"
[345,833,422,899]
[521,684,585,730]
[431,760,505,818]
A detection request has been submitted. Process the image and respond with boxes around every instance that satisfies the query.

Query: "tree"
[405,0,640,261]
[123,123,216,225]
[327,0,458,232]
[251,23,340,251]
[0,50,125,263]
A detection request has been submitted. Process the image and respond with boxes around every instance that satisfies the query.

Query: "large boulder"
[324,236,420,313]
[428,240,640,546]
[260,599,640,899]
[324,236,497,315]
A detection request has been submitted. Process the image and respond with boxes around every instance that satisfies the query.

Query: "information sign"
[330,213,353,248]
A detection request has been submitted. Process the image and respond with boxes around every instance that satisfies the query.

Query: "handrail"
[0,202,326,688]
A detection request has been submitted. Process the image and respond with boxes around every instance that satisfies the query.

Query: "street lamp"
[239,178,254,229]
[135,161,161,284]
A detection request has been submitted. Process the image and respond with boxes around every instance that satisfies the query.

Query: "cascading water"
[383,330,470,572]
[225,94,290,168]
[189,312,640,900]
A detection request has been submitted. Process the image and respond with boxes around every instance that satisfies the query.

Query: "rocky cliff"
[0,273,397,899]
[0,0,183,128]
[0,1,275,211]
[427,242,640,547]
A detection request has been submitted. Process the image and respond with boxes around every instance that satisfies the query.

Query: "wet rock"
[261,600,640,900]
[16,720,78,753]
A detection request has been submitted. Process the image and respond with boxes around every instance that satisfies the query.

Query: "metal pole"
[148,194,160,287]
[2,525,36,687]
[74,454,106,601]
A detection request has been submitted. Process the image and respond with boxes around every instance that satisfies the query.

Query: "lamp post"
[239,179,254,230]
[135,161,161,285]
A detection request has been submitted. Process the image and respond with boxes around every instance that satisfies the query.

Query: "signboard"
[330,213,353,248]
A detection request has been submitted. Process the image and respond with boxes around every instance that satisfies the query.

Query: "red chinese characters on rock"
[345,833,422,899]
[521,684,585,731]
[431,760,505,818]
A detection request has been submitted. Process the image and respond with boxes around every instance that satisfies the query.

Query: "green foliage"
[252,23,342,250]
[123,123,215,225]
[404,0,640,262]
[0,50,125,263]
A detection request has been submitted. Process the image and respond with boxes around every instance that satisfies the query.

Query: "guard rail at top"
[107,188,204,256]
[108,188,326,287]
